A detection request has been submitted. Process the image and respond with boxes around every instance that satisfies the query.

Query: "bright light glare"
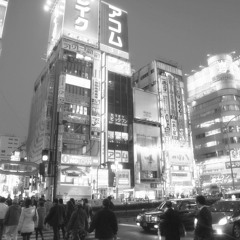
[47,0,52,5]
[44,5,50,11]
[218,217,228,225]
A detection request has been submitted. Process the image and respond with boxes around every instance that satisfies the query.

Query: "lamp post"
[222,114,240,190]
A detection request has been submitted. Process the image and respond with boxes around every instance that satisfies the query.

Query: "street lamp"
[222,114,240,190]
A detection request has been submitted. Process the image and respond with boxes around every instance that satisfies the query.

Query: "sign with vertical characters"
[63,0,99,47]
[100,2,129,59]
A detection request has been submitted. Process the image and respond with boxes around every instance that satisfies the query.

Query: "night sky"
[0,0,240,139]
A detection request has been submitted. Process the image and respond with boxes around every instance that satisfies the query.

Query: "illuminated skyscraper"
[27,0,132,200]
[132,59,194,197]
[186,53,240,191]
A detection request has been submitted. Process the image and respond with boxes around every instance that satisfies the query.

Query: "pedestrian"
[44,198,66,240]
[67,201,88,240]
[58,198,66,239]
[4,198,21,240]
[194,195,213,240]
[0,197,9,240]
[35,201,46,240]
[89,198,118,240]
[159,201,184,240]
[17,198,38,240]
[107,196,114,210]
[66,198,75,225]
[82,199,93,227]
[6,195,12,207]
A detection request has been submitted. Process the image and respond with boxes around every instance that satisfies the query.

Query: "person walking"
[4,198,21,240]
[17,198,38,240]
[82,199,93,227]
[58,198,66,239]
[194,195,213,240]
[159,201,184,240]
[0,197,9,240]
[67,201,88,240]
[44,198,66,240]
[107,196,114,211]
[89,198,118,240]
[35,201,46,240]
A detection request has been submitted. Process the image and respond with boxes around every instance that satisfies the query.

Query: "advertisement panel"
[133,123,161,182]
[133,89,159,122]
[100,2,129,59]
[47,0,65,56]
[118,169,130,188]
[0,0,8,39]
[106,56,131,76]
[65,74,90,89]
[63,0,99,47]
[61,154,92,166]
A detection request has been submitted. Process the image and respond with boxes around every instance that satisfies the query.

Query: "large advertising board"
[47,0,65,57]
[133,88,159,122]
[0,0,8,39]
[100,1,129,59]
[63,0,99,47]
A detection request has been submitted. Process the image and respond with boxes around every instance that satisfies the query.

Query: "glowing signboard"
[63,0,99,47]
[0,0,8,39]
[100,2,129,59]
[61,154,92,166]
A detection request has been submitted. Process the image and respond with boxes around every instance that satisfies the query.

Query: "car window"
[210,201,240,212]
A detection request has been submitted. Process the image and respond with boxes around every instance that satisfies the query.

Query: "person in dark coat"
[35,201,46,240]
[89,198,118,240]
[159,201,183,240]
[44,198,66,240]
[66,198,75,225]
[4,198,21,240]
[67,201,88,240]
[194,195,213,240]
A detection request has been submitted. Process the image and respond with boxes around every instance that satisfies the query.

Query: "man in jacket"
[4,198,21,240]
[44,198,66,240]
[0,197,8,240]
[194,195,213,240]
[67,201,88,240]
[89,198,118,240]
[159,201,183,240]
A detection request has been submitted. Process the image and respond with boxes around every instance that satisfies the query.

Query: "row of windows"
[108,131,128,144]
[64,123,89,135]
[193,95,240,111]
[62,57,93,80]
[196,128,222,139]
[64,103,90,116]
[65,84,90,97]
[62,143,88,155]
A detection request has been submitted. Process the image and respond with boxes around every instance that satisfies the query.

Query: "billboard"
[100,1,129,59]
[47,0,65,56]
[133,88,159,122]
[106,55,131,76]
[63,0,99,47]
[0,0,8,39]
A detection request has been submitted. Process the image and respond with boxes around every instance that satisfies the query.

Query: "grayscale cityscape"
[0,0,239,239]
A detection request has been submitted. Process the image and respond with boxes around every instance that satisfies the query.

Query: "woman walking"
[17,198,38,240]
[35,201,46,240]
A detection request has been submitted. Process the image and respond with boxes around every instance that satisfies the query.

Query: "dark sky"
[0,0,240,139]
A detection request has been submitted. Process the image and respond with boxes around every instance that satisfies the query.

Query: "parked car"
[136,198,197,232]
[207,199,240,239]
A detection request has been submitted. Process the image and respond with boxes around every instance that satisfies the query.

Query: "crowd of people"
[0,195,118,240]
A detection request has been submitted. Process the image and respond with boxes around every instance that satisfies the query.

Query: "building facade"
[27,0,132,200]
[0,0,8,55]
[132,60,194,198]
[186,53,240,192]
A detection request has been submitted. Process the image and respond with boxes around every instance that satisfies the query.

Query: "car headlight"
[218,216,230,225]
[151,216,158,222]
[136,215,142,221]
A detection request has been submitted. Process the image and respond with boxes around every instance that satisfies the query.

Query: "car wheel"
[142,226,150,232]
[233,223,240,239]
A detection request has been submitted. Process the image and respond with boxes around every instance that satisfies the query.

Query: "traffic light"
[39,163,45,176]
[42,149,49,161]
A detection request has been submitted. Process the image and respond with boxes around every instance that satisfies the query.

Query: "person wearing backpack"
[66,201,88,240]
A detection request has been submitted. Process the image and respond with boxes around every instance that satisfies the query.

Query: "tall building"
[132,59,194,198]
[0,135,21,161]
[0,0,8,55]
[186,53,240,192]
[27,0,132,200]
